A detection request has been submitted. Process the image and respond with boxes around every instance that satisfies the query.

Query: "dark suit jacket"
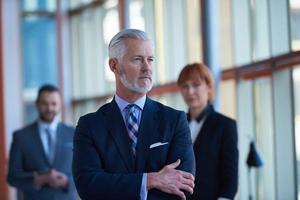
[72,97,195,200]
[7,122,77,200]
[189,106,238,200]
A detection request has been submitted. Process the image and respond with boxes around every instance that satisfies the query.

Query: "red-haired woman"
[177,63,238,200]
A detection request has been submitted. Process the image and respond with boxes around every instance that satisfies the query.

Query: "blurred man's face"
[36,91,61,123]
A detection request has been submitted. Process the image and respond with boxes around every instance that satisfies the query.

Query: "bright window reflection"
[70,0,119,99]
[22,0,56,11]
[290,0,300,51]
[293,66,300,200]
[130,0,145,30]
[70,0,93,9]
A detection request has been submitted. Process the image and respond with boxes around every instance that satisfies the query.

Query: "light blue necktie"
[125,104,139,156]
[45,128,55,163]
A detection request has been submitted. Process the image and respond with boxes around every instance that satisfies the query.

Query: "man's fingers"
[178,170,194,181]
[167,159,181,169]
[179,183,194,194]
[173,189,186,200]
[180,176,195,188]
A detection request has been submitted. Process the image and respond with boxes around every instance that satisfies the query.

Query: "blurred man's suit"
[73,97,195,200]
[7,122,77,200]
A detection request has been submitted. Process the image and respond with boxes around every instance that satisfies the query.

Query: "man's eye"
[133,57,142,61]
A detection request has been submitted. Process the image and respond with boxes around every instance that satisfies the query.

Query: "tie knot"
[125,104,138,113]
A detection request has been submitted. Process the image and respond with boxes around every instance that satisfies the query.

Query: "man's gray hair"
[108,29,150,60]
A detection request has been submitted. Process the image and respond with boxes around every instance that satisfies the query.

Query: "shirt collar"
[38,117,59,132]
[187,104,213,123]
[115,94,146,112]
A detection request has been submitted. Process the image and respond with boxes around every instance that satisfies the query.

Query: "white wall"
[2,0,23,199]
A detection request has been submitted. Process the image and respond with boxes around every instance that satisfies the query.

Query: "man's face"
[116,38,154,94]
[36,91,61,123]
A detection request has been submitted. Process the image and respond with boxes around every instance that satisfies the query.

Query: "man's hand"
[47,169,68,189]
[34,169,68,189]
[147,159,195,200]
[33,171,48,187]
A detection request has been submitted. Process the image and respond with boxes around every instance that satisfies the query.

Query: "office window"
[218,0,234,69]
[130,0,145,30]
[70,0,94,9]
[152,93,186,112]
[232,0,251,65]
[293,66,300,200]
[22,17,58,94]
[70,0,119,99]
[252,0,270,61]
[153,0,202,84]
[269,0,290,56]
[253,78,276,200]
[22,0,56,11]
[290,0,300,51]
[219,80,236,119]
[21,0,58,123]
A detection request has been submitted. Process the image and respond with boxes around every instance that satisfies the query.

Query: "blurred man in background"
[7,84,77,200]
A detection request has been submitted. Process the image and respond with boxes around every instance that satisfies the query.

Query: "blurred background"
[0,0,300,199]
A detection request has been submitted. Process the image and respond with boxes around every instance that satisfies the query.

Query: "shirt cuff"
[140,173,148,200]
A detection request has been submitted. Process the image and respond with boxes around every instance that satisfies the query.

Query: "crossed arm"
[72,112,195,200]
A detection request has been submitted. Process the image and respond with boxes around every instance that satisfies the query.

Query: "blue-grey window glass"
[21,16,58,90]
[22,0,56,11]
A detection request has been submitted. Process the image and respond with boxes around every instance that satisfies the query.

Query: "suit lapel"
[104,99,135,171]
[194,109,216,149]
[135,98,158,172]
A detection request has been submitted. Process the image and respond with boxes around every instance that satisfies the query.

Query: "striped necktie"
[125,104,139,156]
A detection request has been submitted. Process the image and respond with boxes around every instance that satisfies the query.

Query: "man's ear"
[109,58,118,72]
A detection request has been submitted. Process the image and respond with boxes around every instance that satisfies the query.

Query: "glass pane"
[293,66,300,200]
[219,0,234,69]
[22,0,56,11]
[130,0,145,30]
[70,1,119,99]
[252,0,270,61]
[152,93,186,111]
[185,0,202,64]
[253,78,276,200]
[219,80,236,119]
[70,0,94,9]
[269,0,290,56]
[232,0,251,65]
[21,16,58,99]
[290,0,300,51]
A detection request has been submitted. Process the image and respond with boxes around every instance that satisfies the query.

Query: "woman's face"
[179,77,210,111]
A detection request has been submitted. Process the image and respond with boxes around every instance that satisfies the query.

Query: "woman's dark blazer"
[188,105,238,200]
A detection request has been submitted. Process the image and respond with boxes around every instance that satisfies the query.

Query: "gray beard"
[120,73,152,94]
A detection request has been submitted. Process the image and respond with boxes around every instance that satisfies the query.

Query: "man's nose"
[142,59,152,70]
